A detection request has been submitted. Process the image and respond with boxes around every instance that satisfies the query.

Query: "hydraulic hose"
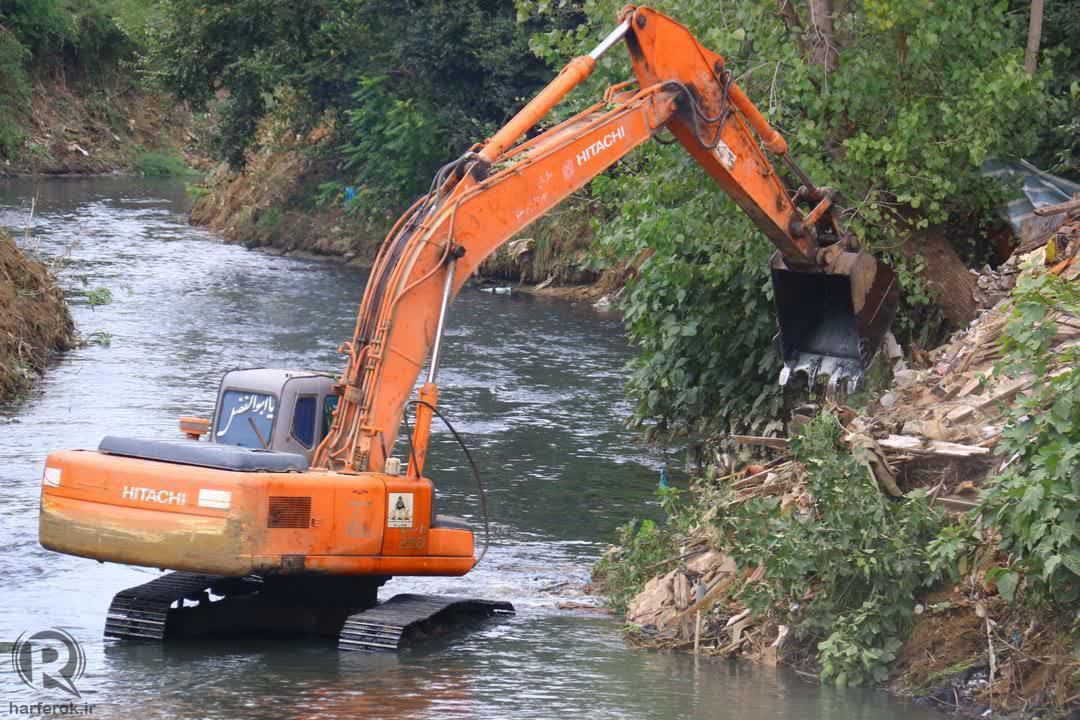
[401,399,491,565]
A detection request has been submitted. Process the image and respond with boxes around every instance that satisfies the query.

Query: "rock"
[593,293,615,309]
[879,392,898,409]
[894,369,918,388]
[884,331,903,360]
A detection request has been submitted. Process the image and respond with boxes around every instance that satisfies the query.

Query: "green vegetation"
[716,415,944,686]
[83,286,113,310]
[976,264,1079,605]
[134,151,190,178]
[143,0,575,204]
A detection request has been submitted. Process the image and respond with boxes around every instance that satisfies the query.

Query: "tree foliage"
[145,0,573,197]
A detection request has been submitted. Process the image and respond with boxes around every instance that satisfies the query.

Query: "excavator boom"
[313,6,900,476]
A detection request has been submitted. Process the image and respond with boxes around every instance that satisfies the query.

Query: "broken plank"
[934,495,979,513]
[945,374,1033,423]
[1032,196,1080,217]
[877,435,990,457]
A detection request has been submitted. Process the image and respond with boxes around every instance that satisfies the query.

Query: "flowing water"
[0,177,940,719]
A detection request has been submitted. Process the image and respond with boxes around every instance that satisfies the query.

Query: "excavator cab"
[206,369,338,457]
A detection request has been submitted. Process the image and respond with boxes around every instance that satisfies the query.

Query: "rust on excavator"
[37,5,901,651]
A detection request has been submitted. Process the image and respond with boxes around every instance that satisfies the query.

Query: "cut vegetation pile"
[0,230,74,404]
[595,215,1080,716]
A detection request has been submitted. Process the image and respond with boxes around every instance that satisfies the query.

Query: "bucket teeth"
[779,351,863,397]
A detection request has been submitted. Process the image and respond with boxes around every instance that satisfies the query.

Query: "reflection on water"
[0,177,939,719]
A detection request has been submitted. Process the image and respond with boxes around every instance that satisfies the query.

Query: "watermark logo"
[10,629,85,698]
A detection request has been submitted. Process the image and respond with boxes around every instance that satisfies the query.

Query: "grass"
[134,151,192,178]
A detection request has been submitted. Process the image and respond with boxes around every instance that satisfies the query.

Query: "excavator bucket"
[770,250,900,394]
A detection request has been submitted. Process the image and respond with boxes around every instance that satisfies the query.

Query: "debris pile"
[614,216,1079,698]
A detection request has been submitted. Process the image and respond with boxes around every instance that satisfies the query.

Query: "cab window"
[215,391,276,448]
[292,395,317,449]
[322,395,339,438]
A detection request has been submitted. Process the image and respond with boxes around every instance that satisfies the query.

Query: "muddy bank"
[3,74,196,176]
[0,229,74,404]
[188,120,385,262]
[187,118,623,296]
[594,220,1080,717]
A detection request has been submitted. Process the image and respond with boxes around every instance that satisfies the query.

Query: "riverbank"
[594,222,1080,717]
[0,229,74,405]
[186,115,619,295]
[2,74,196,176]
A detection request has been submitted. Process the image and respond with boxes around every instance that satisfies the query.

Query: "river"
[0,177,939,719]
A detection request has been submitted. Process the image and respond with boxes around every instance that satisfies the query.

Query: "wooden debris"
[934,495,979,512]
[876,434,990,457]
[1032,195,1080,217]
[726,434,790,449]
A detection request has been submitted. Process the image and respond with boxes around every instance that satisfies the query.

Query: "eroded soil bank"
[0,229,74,404]
[186,119,620,302]
[3,74,197,176]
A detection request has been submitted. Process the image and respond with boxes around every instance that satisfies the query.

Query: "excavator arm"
[312,6,899,476]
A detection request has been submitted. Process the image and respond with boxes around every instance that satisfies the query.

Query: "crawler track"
[104,573,512,650]
[339,594,515,652]
[105,572,256,641]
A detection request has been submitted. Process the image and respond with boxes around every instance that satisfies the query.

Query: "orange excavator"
[38,6,898,650]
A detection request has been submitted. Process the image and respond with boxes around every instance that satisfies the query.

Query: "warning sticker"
[387,492,414,528]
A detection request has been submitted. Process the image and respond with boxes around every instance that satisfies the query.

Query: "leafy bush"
[592,517,677,615]
[588,144,783,436]
[144,0,570,191]
[715,414,944,686]
[134,151,190,178]
[977,264,1080,605]
[0,0,135,70]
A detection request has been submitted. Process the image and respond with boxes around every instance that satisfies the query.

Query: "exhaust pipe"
[770,250,900,395]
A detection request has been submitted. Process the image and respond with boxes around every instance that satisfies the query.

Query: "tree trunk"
[778,1,840,73]
[901,227,978,329]
[805,0,839,73]
[1024,0,1044,74]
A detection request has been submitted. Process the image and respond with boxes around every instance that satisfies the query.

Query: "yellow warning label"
[387,492,414,528]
